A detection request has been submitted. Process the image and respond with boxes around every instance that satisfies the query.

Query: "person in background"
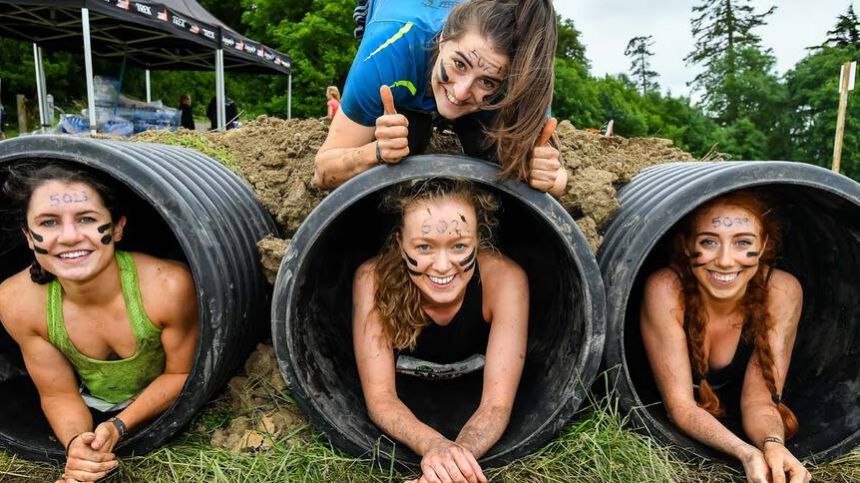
[206,96,239,131]
[322,86,341,124]
[178,95,195,131]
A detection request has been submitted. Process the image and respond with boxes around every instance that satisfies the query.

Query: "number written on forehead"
[48,191,89,206]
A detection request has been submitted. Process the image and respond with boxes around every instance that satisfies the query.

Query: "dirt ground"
[141,115,694,251]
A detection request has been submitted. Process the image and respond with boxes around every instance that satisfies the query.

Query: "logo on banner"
[223,37,235,47]
[172,15,187,28]
[235,40,244,51]
[134,3,153,16]
[117,0,129,10]
[190,24,200,34]
[157,8,168,21]
[202,28,215,39]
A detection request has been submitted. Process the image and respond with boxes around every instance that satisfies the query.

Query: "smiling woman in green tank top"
[0,162,198,483]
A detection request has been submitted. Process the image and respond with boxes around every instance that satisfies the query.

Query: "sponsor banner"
[100,0,291,72]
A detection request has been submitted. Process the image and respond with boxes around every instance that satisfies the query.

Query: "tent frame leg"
[145,69,151,103]
[215,49,226,130]
[82,8,97,134]
[33,43,48,128]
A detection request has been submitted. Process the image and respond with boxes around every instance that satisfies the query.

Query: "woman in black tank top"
[640,190,809,482]
[352,178,528,483]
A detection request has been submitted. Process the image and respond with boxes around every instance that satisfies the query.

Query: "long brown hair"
[374,178,499,350]
[671,190,798,439]
[438,0,557,181]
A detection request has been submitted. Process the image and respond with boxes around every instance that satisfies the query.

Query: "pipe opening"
[623,185,860,459]
[0,164,188,456]
[283,179,596,466]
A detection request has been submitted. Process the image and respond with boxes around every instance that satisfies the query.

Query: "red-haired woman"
[640,190,811,483]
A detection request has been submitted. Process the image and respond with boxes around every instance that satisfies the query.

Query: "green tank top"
[47,251,165,404]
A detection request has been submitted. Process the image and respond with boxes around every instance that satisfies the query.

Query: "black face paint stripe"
[689,252,706,268]
[406,267,423,277]
[98,223,112,234]
[439,62,449,83]
[746,251,760,258]
[459,249,476,268]
[403,251,419,267]
[34,246,48,254]
[30,231,44,242]
[101,235,113,245]
[460,257,476,272]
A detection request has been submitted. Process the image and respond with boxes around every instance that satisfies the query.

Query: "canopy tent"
[0,0,293,131]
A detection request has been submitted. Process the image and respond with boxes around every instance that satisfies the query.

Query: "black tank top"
[403,263,490,364]
[705,328,754,391]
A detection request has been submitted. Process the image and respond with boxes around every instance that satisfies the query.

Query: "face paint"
[689,251,706,268]
[101,235,113,245]
[402,250,423,276]
[439,62,450,83]
[458,249,477,272]
[97,223,112,233]
[33,246,49,255]
[746,251,760,258]
[29,230,44,242]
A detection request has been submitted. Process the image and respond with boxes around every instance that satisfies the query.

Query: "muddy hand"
[529,118,563,194]
[375,85,410,164]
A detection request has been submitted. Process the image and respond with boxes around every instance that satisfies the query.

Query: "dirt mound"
[555,120,696,250]
[133,116,695,254]
[208,343,307,453]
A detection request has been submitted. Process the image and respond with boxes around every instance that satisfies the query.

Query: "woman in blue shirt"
[314,0,566,198]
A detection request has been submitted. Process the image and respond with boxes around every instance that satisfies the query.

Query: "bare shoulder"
[353,257,379,294]
[476,250,527,288]
[130,252,196,324]
[766,268,802,300]
[765,268,802,325]
[641,267,684,327]
[0,268,48,337]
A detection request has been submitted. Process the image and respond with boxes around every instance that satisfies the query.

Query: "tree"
[685,0,777,123]
[556,16,588,66]
[820,5,860,48]
[784,45,860,179]
[624,35,659,95]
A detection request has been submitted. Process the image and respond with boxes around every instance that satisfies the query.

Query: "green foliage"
[557,16,588,66]
[820,5,860,49]
[783,45,860,177]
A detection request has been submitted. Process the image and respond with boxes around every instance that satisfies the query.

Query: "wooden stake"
[16,94,27,135]
[833,61,855,173]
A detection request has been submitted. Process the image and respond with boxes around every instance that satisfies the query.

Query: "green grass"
[2,388,860,482]
[128,130,240,173]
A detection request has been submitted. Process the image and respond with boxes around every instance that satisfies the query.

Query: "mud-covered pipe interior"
[286,181,595,466]
[623,185,860,459]
[0,166,186,453]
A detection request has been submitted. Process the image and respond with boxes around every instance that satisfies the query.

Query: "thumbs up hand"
[374,85,410,164]
[528,118,566,197]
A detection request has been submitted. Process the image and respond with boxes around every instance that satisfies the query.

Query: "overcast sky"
[554,1,854,98]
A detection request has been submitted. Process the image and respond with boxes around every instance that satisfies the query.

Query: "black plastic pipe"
[0,135,277,461]
[272,155,606,468]
[599,161,860,462]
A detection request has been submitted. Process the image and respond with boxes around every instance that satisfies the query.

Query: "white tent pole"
[215,48,225,130]
[37,46,49,126]
[32,43,46,127]
[81,8,97,134]
[145,69,151,103]
[287,73,292,120]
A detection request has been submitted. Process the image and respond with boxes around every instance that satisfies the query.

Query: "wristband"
[375,141,384,164]
[762,436,784,447]
[108,416,128,440]
[66,433,83,455]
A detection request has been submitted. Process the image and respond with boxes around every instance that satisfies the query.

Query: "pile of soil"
[208,344,307,452]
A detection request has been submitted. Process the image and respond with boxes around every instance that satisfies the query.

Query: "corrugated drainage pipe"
[0,135,277,461]
[599,161,860,463]
[272,155,606,468]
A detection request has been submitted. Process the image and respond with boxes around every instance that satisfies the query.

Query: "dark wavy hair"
[671,189,798,439]
[374,178,500,350]
[2,161,124,284]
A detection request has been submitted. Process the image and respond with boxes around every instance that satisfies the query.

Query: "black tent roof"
[0,0,291,74]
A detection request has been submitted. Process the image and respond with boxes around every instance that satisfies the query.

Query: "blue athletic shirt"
[341,0,464,127]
